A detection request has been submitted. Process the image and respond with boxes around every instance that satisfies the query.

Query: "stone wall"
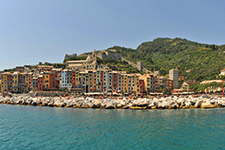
[97,50,122,60]
[64,53,77,60]
[121,57,152,73]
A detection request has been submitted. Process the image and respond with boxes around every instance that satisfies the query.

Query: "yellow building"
[139,74,155,93]
[181,81,190,92]
[1,73,7,92]
[75,70,79,86]
[42,71,50,88]
[0,72,12,92]
[24,73,29,91]
[133,74,141,95]
[12,72,20,92]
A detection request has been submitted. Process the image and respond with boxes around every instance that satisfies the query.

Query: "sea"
[0,104,225,150]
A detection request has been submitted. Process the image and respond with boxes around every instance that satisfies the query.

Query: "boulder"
[48,103,54,107]
[195,100,202,108]
[157,102,169,109]
[92,104,100,108]
[116,104,123,108]
[137,102,148,107]
[170,104,177,109]
[130,106,147,110]
[32,102,37,106]
[201,102,214,108]
[105,105,115,109]
[122,106,129,109]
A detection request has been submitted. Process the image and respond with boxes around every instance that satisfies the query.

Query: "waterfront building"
[79,71,87,93]
[50,68,62,89]
[32,77,38,91]
[24,72,33,91]
[117,72,122,93]
[0,72,9,92]
[18,73,25,93]
[37,75,43,91]
[12,72,20,93]
[140,74,155,94]
[6,72,12,92]
[60,69,72,89]
[42,71,50,89]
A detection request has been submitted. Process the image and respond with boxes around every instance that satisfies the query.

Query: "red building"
[72,71,76,88]
[139,79,144,94]
[38,75,43,91]
[112,72,118,92]
[50,68,62,89]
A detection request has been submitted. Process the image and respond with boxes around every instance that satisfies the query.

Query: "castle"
[64,53,77,60]
[97,49,122,60]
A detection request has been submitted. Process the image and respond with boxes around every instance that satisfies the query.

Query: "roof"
[221,69,225,72]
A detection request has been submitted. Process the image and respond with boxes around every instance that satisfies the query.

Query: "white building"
[60,69,72,89]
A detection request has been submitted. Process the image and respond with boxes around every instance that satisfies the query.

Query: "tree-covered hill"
[108,38,225,82]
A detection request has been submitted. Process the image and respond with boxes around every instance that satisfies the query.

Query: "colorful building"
[42,71,50,89]
[12,72,20,92]
[38,75,43,91]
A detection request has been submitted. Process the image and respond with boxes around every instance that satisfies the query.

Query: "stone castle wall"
[97,50,122,60]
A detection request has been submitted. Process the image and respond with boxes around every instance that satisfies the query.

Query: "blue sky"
[0,0,224,70]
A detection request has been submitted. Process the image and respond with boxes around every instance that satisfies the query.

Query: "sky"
[0,0,225,70]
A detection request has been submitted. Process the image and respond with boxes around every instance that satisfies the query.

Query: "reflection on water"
[0,105,225,149]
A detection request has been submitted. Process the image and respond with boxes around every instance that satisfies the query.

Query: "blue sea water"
[0,105,225,150]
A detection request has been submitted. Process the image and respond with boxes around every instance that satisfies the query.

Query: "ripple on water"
[0,105,225,149]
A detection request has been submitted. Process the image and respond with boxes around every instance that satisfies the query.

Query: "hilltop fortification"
[97,49,122,60]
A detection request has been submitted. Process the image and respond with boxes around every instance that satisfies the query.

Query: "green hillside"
[108,38,225,82]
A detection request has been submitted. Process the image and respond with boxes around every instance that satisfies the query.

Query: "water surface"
[0,104,225,149]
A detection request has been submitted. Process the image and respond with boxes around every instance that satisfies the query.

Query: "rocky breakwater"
[0,94,225,110]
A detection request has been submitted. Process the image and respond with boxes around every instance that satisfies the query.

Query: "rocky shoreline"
[1,94,225,110]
